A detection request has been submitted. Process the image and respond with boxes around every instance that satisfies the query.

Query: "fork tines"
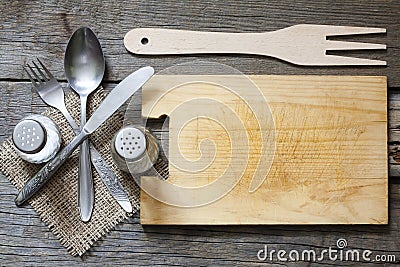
[323,25,387,52]
[24,58,55,87]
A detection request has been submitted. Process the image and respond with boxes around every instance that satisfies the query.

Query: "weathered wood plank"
[0,176,399,266]
[0,0,399,85]
[1,0,400,264]
[0,80,398,264]
[2,81,400,177]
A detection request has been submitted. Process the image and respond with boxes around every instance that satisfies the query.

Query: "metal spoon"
[64,27,105,222]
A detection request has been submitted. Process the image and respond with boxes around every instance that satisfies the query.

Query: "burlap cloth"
[0,88,166,256]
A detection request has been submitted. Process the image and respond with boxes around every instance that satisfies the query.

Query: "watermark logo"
[336,238,347,249]
[257,238,397,263]
[124,61,276,207]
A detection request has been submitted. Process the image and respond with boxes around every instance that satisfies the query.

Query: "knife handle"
[15,131,88,206]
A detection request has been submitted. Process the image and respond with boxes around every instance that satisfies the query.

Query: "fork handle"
[59,105,79,132]
[124,28,270,55]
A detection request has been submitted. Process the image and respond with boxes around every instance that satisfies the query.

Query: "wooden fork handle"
[124,28,269,55]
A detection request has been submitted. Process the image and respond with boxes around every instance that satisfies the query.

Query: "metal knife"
[15,66,154,206]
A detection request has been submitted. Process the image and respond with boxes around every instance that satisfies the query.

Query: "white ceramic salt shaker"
[12,115,61,164]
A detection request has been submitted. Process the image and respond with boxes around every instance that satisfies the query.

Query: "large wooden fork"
[124,24,386,66]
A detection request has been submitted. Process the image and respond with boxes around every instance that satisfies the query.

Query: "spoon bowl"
[65,27,105,96]
[64,27,105,222]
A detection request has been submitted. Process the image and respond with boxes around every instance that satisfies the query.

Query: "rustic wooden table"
[1,1,400,266]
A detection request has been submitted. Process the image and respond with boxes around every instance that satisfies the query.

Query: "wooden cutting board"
[140,75,387,224]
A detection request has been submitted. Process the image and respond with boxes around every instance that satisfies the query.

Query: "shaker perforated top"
[114,127,147,160]
[12,119,46,154]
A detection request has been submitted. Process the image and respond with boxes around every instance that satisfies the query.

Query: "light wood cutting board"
[140,75,387,224]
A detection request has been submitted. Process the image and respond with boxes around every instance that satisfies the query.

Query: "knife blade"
[15,66,154,206]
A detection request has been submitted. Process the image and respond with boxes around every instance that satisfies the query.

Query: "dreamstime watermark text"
[257,239,396,263]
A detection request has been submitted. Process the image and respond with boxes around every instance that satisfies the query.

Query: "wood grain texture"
[1,177,399,266]
[0,0,399,265]
[0,81,398,264]
[0,0,399,85]
[141,75,387,224]
[124,26,387,66]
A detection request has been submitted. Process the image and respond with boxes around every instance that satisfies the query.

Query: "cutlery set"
[16,65,154,208]
[12,24,386,222]
[16,27,154,221]
[24,58,134,214]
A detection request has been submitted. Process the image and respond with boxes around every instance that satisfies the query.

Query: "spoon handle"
[78,97,94,222]
[58,101,132,213]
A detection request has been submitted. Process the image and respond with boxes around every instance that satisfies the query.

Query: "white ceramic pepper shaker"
[12,115,61,164]
[111,126,160,174]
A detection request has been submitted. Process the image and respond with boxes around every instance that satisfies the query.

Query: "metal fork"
[124,24,387,66]
[24,59,132,213]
